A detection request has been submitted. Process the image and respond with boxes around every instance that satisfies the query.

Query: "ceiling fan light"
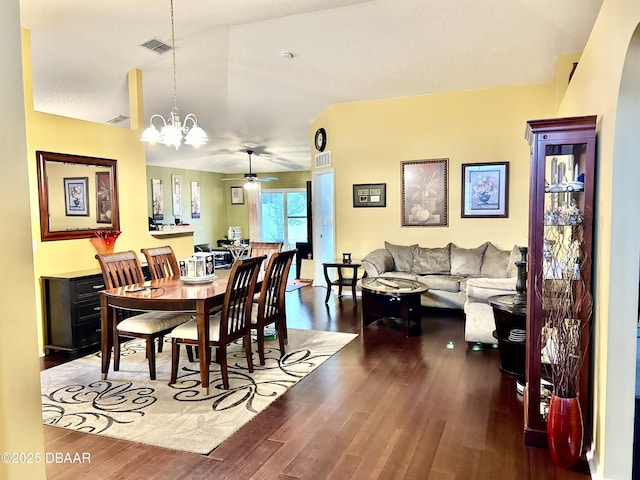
[243,179,260,190]
[184,126,208,147]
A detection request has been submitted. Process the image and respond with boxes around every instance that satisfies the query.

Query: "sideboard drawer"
[42,270,105,358]
[74,276,106,299]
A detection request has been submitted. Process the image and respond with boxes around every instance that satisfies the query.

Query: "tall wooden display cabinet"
[524,115,597,447]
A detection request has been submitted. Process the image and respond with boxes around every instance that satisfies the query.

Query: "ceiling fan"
[222,150,278,187]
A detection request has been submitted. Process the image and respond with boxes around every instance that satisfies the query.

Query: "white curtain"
[246,185,262,241]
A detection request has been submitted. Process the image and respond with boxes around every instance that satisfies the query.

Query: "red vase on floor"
[547,394,583,469]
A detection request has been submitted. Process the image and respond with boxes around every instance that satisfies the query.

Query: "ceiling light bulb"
[185,126,208,147]
[140,125,161,145]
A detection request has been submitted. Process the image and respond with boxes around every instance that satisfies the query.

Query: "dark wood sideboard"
[42,269,106,358]
[42,267,150,358]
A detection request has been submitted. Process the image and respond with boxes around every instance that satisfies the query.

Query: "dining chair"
[168,255,266,389]
[250,249,297,365]
[141,245,204,361]
[246,241,284,259]
[95,250,192,380]
[141,245,180,280]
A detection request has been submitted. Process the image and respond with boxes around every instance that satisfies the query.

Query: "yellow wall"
[555,1,640,478]
[0,8,46,480]
[22,32,194,352]
[312,83,556,260]
[145,167,311,245]
[146,166,227,245]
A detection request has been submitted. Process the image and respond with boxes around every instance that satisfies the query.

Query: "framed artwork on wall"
[95,171,112,223]
[151,178,164,221]
[172,174,183,218]
[64,177,89,216]
[191,181,200,219]
[461,162,509,218]
[230,186,245,205]
[401,159,448,227]
[353,183,386,207]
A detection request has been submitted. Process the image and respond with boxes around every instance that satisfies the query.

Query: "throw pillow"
[411,244,451,274]
[450,243,488,276]
[384,241,416,272]
[479,243,511,278]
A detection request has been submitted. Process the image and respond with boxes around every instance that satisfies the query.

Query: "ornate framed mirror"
[36,151,120,241]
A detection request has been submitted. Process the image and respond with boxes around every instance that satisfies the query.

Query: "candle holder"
[513,246,528,305]
[342,253,352,264]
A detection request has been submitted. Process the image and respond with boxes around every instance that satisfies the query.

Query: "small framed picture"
[230,186,245,205]
[461,162,509,218]
[353,183,386,207]
[64,177,89,216]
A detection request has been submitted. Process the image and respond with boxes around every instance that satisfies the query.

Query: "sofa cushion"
[385,241,416,272]
[506,246,522,278]
[450,243,488,276]
[466,276,518,301]
[416,274,463,293]
[480,243,511,278]
[411,244,451,274]
[380,271,418,281]
[361,248,394,276]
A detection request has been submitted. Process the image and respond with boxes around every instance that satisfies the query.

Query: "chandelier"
[140,0,207,149]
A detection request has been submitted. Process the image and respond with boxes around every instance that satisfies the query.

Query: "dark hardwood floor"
[41,286,591,479]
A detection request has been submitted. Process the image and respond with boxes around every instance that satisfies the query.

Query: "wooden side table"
[360,277,428,337]
[489,294,527,379]
[323,261,362,305]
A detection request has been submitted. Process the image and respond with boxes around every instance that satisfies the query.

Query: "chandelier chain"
[139,0,207,148]
[170,0,177,112]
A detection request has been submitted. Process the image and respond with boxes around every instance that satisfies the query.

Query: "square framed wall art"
[401,159,448,227]
[353,183,386,207]
[461,162,509,218]
[230,186,245,205]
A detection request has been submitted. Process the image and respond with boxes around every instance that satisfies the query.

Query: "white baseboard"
[586,441,602,480]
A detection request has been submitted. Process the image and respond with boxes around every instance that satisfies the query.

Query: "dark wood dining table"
[99,271,231,393]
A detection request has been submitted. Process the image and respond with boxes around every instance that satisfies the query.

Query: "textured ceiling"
[20,0,603,174]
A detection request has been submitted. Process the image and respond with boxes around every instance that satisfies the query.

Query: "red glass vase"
[547,394,583,469]
[90,231,120,254]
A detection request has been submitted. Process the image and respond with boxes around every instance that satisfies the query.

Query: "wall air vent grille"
[140,39,172,54]
[107,115,129,124]
[315,151,331,168]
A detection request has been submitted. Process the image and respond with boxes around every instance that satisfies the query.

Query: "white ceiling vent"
[140,39,172,54]
[107,114,129,124]
[315,151,331,168]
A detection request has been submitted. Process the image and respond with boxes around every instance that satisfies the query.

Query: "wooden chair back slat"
[257,249,296,322]
[219,255,265,344]
[95,250,145,289]
[141,245,180,280]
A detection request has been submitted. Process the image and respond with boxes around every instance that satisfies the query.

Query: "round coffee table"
[359,277,428,337]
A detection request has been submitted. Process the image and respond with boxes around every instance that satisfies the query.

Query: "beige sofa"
[361,241,521,345]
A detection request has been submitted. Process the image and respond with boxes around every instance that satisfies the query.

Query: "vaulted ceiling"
[19,0,603,174]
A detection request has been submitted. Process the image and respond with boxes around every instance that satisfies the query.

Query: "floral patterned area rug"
[40,329,357,455]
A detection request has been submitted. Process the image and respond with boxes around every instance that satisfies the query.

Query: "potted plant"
[540,234,592,469]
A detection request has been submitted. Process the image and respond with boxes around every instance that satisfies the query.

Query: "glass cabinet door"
[524,116,596,447]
